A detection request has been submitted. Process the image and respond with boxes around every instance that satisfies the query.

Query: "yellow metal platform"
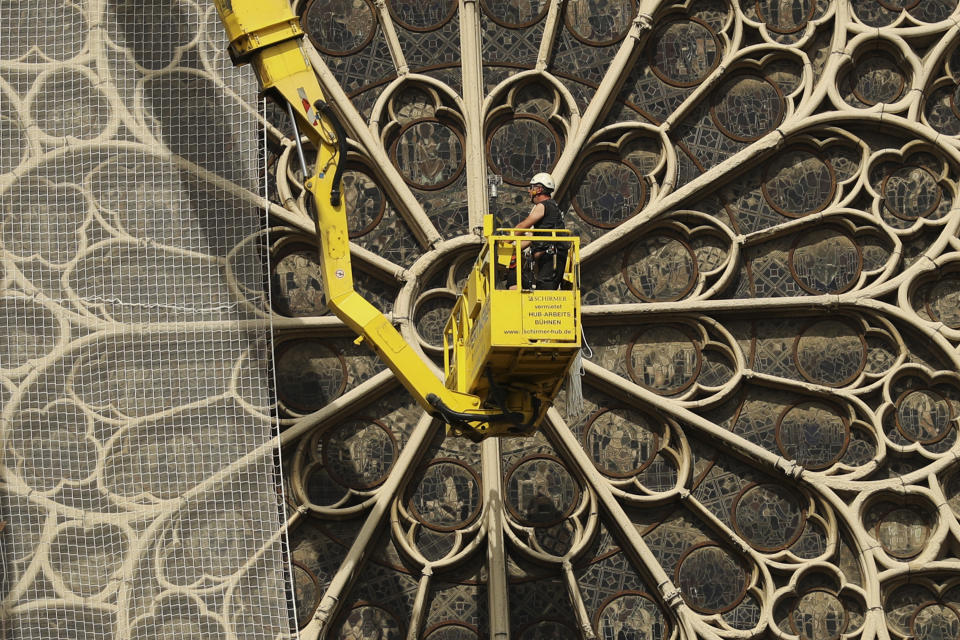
[444,224,581,434]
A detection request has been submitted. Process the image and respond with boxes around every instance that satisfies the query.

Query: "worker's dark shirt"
[531,198,563,252]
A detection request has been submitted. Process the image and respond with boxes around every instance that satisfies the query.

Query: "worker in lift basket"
[512,172,568,290]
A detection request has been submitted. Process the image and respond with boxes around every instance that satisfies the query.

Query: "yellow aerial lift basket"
[443,216,582,435]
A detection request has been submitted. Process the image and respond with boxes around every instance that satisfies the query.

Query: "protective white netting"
[1,2,294,638]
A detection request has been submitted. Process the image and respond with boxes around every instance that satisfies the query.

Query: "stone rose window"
[4,0,960,639]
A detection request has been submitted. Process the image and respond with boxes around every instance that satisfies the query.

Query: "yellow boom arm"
[211,0,527,438]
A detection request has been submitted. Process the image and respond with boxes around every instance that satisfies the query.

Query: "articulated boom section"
[444,218,582,436]
[212,0,581,438]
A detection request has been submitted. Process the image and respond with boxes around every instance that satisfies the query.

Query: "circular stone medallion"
[393,120,464,189]
[414,292,457,348]
[876,506,931,558]
[790,228,861,294]
[322,420,396,489]
[650,20,720,86]
[32,69,112,141]
[912,604,960,640]
[622,232,696,301]
[573,160,646,228]
[896,389,953,444]
[584,408,659,477]
[676,545,747,613]
[733,483,806,551]
[481,0,548,27]
[564,0,634,45]
[777,402,849,469]
[883,166,941,220]
[851,54,905,105]
[505,456,579,527]
[275,341,347,411]
[303,0,377,55]
[292,562,320,629]
[335,605,403,639]
[711,75,784,141]
[794,320,865,387]
[342,170,385,238]
[627,326,702,394]
[763,149,835,216]
[596,593,665,640]
[272,245,328,317]
[926,277,960,328]
[409,460,481,531]
[790,590,847,640]
[388,0,457,30]
[756,0,816,33]
[487,116,558,185]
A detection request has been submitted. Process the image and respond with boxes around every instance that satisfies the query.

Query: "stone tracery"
[6,0,960,639]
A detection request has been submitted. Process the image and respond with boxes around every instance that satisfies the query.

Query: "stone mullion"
[549,2,657,190]
[577,358,891,496]
[300,414,443,638]
[481,437,511,639]
[405,567,435,640]
[460,0,491,232]
[372,0,410,76]
[561,561,597,638]
[360,0,452,247]
[574,360,797,477]
[803,483,885,639]
[535,0,566,71]
[543,408,711,640]
[579,295,960,375]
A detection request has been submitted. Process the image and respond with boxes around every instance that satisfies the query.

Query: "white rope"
[565,327,590,417]
[565,349,585,417]
[79,296,241,313]
[265,98,301,638]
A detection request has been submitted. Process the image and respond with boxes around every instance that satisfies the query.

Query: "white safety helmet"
[529,172,556,192]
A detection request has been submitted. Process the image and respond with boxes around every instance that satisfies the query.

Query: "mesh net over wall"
[1,2,293,638]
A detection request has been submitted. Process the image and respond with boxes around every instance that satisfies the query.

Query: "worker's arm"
[516,203,545,229]
[515,203,544,249]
